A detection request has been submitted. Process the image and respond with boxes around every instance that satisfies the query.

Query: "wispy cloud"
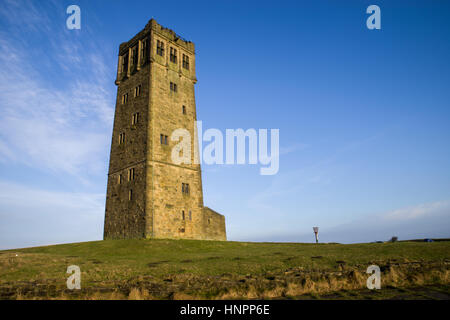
[382,200,450,221]
[0,1,118,249]
[0,0,53,34]
[279,143,308,156]
[0,0,115,180]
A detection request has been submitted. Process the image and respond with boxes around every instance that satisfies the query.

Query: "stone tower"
[104,19,226,241]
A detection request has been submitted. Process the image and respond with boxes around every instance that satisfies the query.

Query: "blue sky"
[0,0,449,249]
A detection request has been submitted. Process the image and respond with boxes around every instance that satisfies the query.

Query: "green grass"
[0,239,449,299]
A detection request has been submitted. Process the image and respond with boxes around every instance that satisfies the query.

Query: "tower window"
[182,54,189,70]
[122,53,129,74]
[141,37,149,63]
[160,134,168,145]
[131,46,138,67]
[117,174,122,184]
[182,105,186,114]
[120,56,125,73]
[128,189,133,201]
[170,82,177,92]
[119,132,125,145]
[182,210,185,220]
[134,85,141,97]
[156,40,164,56]
[132,112,139,125]
[128,168,135,181]
[170,47,177,63]
[122,93,128,104]
[182,183,190,195]
[189,210,192,221]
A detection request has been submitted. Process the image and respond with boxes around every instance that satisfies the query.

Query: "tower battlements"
[118,19,194,55]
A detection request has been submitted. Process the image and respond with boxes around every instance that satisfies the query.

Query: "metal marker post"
[313,227,319,243]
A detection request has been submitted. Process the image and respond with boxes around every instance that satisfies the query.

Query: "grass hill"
[0,239,449,299]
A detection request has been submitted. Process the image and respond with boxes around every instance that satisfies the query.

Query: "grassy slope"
[2,239,449,280]
[0,239,449,299]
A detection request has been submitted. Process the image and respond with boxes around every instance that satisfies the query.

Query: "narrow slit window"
[156,40,165,56]
[122,53,129,74]
[134,85,141,97]
[160,134,168,145]
[141,38,149,63]
[128,168,135,181]
[170,47,177,63]
[131,46,138,68]
[182,183,190,195]
[119,132,125,145]
[132,112,139,125]
[182,54,189,70]
[170,82,178,92]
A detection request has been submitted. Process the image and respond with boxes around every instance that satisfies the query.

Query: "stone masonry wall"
[203,207,227,241]
[104,57,150,239]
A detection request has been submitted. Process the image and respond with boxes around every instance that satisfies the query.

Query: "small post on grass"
[313,227,319,243]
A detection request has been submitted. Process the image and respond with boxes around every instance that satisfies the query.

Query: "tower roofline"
[118,18,195,56]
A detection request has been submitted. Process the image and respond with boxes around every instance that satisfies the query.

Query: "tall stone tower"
[104,19,226,241]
